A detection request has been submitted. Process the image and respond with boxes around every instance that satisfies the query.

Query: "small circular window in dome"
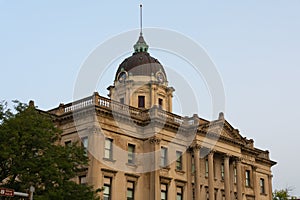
[156,72,165,83]
[118,71,127,82]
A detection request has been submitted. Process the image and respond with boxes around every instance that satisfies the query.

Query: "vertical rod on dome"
[140,4,143,36]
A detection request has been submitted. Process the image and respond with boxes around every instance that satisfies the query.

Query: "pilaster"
[224,154,231,200]
[208,150,215,200]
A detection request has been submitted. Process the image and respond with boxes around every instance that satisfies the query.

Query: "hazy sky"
[1,1,300,196]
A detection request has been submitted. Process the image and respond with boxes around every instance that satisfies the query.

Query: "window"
[158,98,163,109]
[234,167,237,184]
[205,159,209,177]
[65,140,72,147]
[221,163,225,180]
[128,144,135,164]
[161,183,168,200]
[104,138,113,160]
[176,151,183,170]
[245,170,251,187]
[176,186,183,200]
[192,184,195,200]
[127,181,135,200]
[191,154,195,173]
[79,175,87,185]
[260,178,265,194]
[103,176,112,200]
[161,147,168,167]
[138,96,145,108]
[120,98,124,104]
[82,136,88,155]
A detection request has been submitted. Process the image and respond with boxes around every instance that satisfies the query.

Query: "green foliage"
[273,188,297,200]
[0,101,99,199]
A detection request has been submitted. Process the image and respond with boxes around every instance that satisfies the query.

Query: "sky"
[1,0,300,196]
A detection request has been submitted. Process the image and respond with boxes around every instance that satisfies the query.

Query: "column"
[224,155,231,200]
[236,158,243,200]
[268,175,273,200]
[193,146,201,199]
[252,166,259,199]
[186,150,193,200]
[208,151,215,200]
[148,136,161,200]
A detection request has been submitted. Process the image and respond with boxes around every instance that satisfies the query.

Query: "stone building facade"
[47,33,276,200]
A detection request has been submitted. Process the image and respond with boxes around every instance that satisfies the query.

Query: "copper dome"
[114,34,167,81]
[115,51,167,81]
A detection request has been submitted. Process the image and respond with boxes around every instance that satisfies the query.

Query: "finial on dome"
[134,4,149,53]
[140,4,143,36]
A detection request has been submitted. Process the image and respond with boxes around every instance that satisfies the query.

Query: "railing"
[157,109,184,125]
[53,93,196,126]
[98,96,147,119]
[64,97,94,113]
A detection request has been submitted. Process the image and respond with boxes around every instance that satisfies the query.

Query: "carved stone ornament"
[148,136,161,144]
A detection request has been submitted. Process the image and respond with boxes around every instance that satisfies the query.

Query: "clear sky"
[1,0,300,196]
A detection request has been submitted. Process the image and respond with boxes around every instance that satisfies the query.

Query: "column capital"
[268,174,273,179]
[233,156,242,163]
[224,153,232,159]
[148,136,161,145]
[208,149,216,155]
[251,165,258,171]
[190,143,201,151]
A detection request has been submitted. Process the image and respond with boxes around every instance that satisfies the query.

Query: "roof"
[114,34,167,81]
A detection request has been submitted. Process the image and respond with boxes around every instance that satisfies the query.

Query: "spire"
[140,4,143,36]
[134,4,149,53]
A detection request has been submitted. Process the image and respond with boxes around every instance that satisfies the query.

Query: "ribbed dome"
[115,51,166,81]
[114,34,167,81]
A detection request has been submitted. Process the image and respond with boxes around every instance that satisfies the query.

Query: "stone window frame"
[81,136,88,155]
[245,169,251,187]
[176,151,183,171]
[160,146,168,168]
[101,168,117,200]
[175,179,186,200]
[103,137,114,161]
[64,139,72,147]
[125,173,139,200]
[160,176,171,200]
[127,143,136,165]
[138,95,145,108]
[260,178,265,194]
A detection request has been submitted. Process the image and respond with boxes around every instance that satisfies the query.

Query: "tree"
[0,101,99,200]
[273,188,297,200]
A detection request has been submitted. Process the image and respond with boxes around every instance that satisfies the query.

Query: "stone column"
[224,154,231,200]
[236,158,243,200]
[268,175,273,200]
[148,136,161,200]
[252,166,259,199]
[208,151,215,200]
[193,146,201,199]
[186,150,193,200]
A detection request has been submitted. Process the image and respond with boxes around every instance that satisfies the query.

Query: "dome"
[114,34,167,81]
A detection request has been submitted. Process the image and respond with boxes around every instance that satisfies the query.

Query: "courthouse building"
[47,31,276,200]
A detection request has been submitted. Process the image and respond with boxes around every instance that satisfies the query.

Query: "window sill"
[160,166,171,171]
[260,193,267,196]
[103,158,116,163]
[175,169,185,175]
[126,163,137,168]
